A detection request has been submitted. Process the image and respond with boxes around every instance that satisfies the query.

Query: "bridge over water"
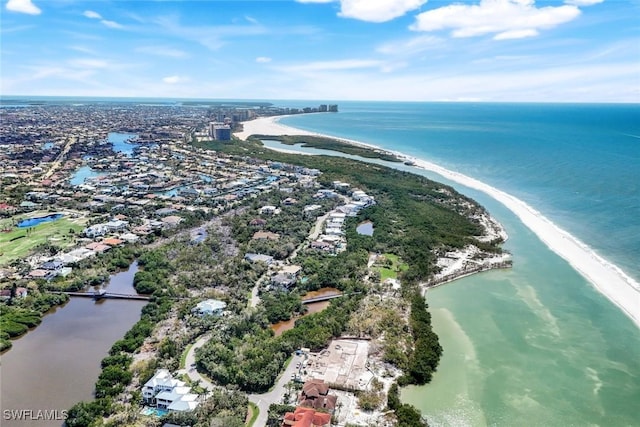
[300,292,360,305]
[52,291,150,301]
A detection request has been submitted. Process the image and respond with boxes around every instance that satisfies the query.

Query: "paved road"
[248,352,305,427]
[182,335,304,427]
[182,334,215,390]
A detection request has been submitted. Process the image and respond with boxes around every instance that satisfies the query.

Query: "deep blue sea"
[276,102,640,426]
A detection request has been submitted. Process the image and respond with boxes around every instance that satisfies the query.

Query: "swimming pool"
[141,407,168,417]
[17,213,64,228]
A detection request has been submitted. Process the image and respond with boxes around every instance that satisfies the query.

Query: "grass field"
[0,212,86,266]
[376,253,409,281]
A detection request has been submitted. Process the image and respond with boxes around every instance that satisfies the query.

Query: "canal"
[0,262,146,427]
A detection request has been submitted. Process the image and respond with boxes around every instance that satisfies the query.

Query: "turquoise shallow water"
[275,102,640,426]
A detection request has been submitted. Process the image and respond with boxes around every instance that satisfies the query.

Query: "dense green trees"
[400,293,442,386]
[261,291,304,323]
[0,292,68,352]
[387,383,429,427]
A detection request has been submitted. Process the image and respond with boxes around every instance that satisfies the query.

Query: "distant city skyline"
[1,0,639,102]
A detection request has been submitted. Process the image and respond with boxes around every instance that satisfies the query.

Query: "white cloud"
[136,46,189,58]
[256,56,272,63]
[245,16,259,24]
[101,20,124,29]
[6,0,41,15]
[296,0,426,22]
[494,29,539,40]
[564,0,603,5]
[83,10,123,29]
[278,59,384,73]
[410,0,581,40]
[338,0,428,23]
[69,58,109,69]
[377,35,443,55]
[163,75,187,84]
[83,10,102,19]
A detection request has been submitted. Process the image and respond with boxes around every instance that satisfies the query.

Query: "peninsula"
[1,100,509,427]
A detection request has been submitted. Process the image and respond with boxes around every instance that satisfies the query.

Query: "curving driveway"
[182,335,304,427]
[248,352,305,427]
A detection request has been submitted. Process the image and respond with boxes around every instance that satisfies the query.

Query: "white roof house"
[193,299,227,316]
[142,369,200,412]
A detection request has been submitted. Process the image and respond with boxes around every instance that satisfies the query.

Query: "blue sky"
[1,0,639,102]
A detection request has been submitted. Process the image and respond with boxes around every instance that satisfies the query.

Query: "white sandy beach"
[236,116,640,328]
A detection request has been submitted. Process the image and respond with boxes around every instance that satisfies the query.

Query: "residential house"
[249,218,267,227]
[192,299,227,316]
[259,205,279,215]
[298,379,337,412]
[281,407,331,427]
[244,253,274,265]
[271,274,297,291]
[142,369,200,413]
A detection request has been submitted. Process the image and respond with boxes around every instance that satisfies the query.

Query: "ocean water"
[278,102,640,426]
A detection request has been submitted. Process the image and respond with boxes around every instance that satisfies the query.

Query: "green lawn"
[246,402,259,427]
[0,213,86,266]
[376,253,409,282]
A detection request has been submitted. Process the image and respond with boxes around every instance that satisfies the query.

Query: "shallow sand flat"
[236,116,640,328]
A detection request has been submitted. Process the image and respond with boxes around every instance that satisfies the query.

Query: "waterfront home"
[193,299,227,316]
[270,274,297,291]
[142,369,200,413]
[0,287,28,300]
[28,269,55,280]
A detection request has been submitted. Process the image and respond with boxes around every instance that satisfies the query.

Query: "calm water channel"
[270,287,341,336]
[0,262,145,427]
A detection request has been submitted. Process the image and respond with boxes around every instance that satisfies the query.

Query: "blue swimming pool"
[141,407,168,417]
[17,213,64,228]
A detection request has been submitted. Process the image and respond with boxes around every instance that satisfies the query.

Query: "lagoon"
[0,263,146,427]
[109,132,138,156]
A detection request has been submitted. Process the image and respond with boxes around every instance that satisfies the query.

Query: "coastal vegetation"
[253,134,402,162]
[0,290,69,352]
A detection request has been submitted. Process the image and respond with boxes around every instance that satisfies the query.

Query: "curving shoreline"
[236,115,640,329]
